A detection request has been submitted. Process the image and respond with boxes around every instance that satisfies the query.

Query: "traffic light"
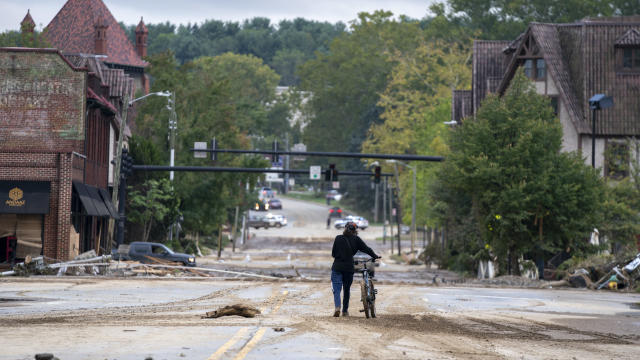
[120,148,134,178]
[328,164,337,181]
[324,168,331,181]
[374,166,381,184]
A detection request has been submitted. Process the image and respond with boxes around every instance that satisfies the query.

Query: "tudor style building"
[452,16,640,177]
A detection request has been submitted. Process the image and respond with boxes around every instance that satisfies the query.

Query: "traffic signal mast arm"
[190,147,443,162]
[132,165,392,177]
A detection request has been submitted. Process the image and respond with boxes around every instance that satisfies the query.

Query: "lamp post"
[386,159,417,254]
[588,94,613,169]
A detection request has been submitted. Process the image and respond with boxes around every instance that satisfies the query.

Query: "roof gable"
[497,24,587,133]
[615,29,640,46]
[44,0,146,68]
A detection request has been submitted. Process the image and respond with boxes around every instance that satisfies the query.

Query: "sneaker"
[333,307,340,317]
[342,310,349,317]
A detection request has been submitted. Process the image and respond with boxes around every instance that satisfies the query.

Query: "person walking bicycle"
[330,222,380,317]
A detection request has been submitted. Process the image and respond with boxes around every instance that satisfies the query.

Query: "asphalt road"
[1,196,639,359]
[0,278,638,360]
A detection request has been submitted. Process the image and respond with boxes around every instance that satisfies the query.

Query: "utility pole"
[108,92,131,249]
[388,179,394,254]
[392,162,402,255]
[283,134,289,194]
[382,176,386,245]
[168,92,177,181]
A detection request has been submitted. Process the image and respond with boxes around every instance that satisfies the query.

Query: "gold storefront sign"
[6,187,25,207]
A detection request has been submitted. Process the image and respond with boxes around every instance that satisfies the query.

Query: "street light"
[386,159,417,255]
[443,120,458,126]
[128,91,172,106]
[588,94,613,169]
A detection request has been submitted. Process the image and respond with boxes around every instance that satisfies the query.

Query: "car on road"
[247,214,270,229]
[328,206,343,218]
[113,241,196,266]
[258,187,275,200]
[254,199,270,211]
[334,215,369,230]
[264,213,287,228]
[400,224,410,234]
[268,198,282,209]
[326,190,342,201]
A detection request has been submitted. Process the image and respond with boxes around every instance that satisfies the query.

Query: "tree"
[440,0,640,40]
[436,71,604,274]
[128,179,178,243]
[361,10,473,227]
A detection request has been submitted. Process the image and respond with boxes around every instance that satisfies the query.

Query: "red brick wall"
[0,151,73,260]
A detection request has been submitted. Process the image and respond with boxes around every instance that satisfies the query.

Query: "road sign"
[310,166,321,180]
[193,142,207,158]
[332,181,340,189]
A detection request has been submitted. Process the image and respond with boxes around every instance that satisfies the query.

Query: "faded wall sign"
[0,50,85,150]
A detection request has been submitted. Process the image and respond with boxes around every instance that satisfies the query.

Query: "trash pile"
[0,250,281,280]
[549,252,640,291]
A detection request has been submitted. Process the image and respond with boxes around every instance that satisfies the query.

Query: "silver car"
[334,215,368,230]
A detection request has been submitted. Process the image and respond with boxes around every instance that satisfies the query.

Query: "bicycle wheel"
[360,282,370,318]
[369,282,376,318]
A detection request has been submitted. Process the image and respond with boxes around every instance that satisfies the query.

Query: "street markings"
[206,327,249,360]
[207,289,289,360]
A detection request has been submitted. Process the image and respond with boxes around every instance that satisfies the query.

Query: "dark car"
[268,198,282,209]
[124,242,196,266]
[328,206,343,218]
[247,215,270,229]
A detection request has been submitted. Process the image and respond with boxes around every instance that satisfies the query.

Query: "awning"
[73,182,116,218]
[0,181,50,214]
[98,188,119,219]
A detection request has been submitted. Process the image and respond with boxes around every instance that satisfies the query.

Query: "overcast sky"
[1,0,437,32]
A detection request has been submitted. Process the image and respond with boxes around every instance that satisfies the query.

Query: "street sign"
[193,142,207,158]
[292,143,307,161]
[332,181,340,189]
[309,165,321,180]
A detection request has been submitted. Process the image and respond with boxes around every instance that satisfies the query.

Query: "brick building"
[452,16,640,177]
[0,0,144,264]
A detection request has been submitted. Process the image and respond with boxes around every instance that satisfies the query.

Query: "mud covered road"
[1,278,639,360]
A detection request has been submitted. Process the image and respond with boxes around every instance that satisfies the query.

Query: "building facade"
[452,17,640,177]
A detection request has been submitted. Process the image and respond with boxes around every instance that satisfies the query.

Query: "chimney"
[135,17,148,59]
[94,17,108,55]
[21,9,36,33]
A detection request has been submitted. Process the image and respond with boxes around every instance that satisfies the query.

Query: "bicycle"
[354,256,377,318]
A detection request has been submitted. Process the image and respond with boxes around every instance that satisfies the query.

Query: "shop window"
[606,142,629,179]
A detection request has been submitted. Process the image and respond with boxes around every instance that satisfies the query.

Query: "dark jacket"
[331,234,379,272]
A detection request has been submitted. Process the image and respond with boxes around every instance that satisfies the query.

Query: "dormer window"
[615,29,640,72]
[622,48,640,69]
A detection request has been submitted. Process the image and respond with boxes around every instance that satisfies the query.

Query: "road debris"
[202,304,261,318]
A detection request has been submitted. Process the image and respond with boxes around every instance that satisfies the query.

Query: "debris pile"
[547,252,640,291]
[202,304,261,318]
[0,250,282,280]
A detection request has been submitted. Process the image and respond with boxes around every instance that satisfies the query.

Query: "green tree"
[436,71,604,273]
[128,179,178,243]
[440,0,640,40]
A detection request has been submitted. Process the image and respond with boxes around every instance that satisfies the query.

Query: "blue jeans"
[331,270,354,312]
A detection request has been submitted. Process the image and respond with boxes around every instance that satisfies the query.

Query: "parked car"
[264,213,287,228]
[400,224,410,234]
[334,215,369,230]
[112,242,196,266]
[247,215,270,229]
[326,190,342,201]
[268,198,282,209]
[328,206,343,218]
